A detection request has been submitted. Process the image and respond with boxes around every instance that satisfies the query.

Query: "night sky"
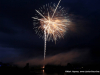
[0,0,100,67]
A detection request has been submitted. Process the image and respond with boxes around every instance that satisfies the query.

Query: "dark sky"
[0,0,100,67]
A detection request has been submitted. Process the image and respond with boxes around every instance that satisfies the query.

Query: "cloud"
[15,48,89,67]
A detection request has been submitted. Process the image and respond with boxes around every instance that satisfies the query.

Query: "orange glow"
[43,69,44,73]
[42,65,45,69]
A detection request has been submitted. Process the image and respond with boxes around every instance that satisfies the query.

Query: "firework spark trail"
[32,0,70,61]
[44,0,61,60]
[51,0,61,19]
[44,29,46,60]
[35,10,47,20]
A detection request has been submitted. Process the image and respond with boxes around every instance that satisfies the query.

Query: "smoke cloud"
[15,48,89,67]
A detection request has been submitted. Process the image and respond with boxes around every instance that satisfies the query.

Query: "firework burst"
[32,0,70,60]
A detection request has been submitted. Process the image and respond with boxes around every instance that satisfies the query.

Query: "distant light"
[0,65,1,67]
[42,65,45,69]
[43,70,44,73]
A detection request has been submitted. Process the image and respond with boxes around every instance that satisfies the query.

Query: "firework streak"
[32,0,70,60]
